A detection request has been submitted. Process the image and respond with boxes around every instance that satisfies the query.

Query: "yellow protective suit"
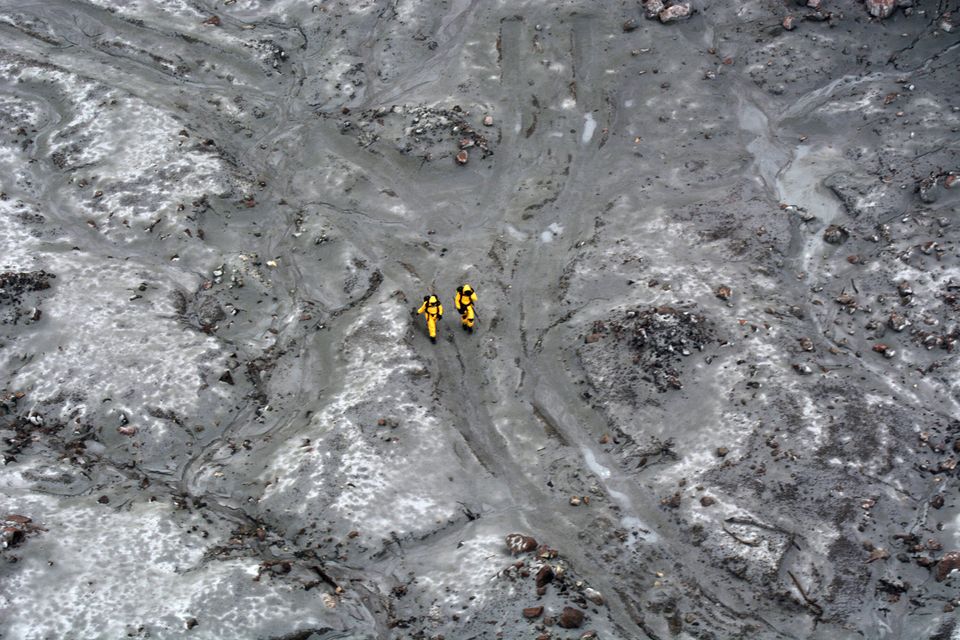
[417,295,443,342]
[455,285,477,331]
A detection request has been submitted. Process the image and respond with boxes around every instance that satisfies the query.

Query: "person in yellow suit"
[454,284,477,333]
[416,294,443,343]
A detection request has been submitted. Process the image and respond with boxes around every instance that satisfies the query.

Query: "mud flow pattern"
[1,1,960,639]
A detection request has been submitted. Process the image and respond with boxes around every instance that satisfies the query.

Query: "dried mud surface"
[1,1,959,639]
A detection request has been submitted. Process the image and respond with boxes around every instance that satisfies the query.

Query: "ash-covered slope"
[1,1,958,639]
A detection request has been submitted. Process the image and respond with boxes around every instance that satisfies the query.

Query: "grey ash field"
[0,1,959,639]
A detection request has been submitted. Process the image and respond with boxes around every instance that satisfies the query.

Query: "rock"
[700,496,716,507]
[783,15,797,30]
[716,446,729,457]
[867,547,890,563]
[660,492,681,508]
[455,150,469,165]
[917,173,944,203]
[97,495,110,504]
[793,362,813,375]
[569,495,582,506]
[580,632,598,640]
[202,15,221,26]
[623,18,638,32]
[659,3,691,23]
[584,587,604,605]
[888,313,910,332]
[558,607,585,629]
[505,533,538,554]
[5,515,31,524]
[219,370,235,385]
[117,425,137,436]
[865,0,896,18]
[1,526,24,548]
[643,0,665,19]
[936,551,960,581]
[598,433,610,444]
[535,564,555,588]
[185,618,198,630]
[523,606,544,619]
[584,333,602,344]
[798,337,814,352]
[482,115,494,127]
[823,225,849,244]
[715,285,732,300]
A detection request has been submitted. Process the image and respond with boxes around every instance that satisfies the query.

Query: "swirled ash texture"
[1,1,959,639]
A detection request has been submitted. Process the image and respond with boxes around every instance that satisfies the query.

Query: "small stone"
[584,587,604,605]
[580,632,598,640]
[598,433,610,445]
[558,607,585,629]
[715,285,732,300]
[865,0,896,19]
[792,362,813,375]
[117,425,137,436]
[700,496,716,507]
[482,115,494,126]
[97,495,110,504]
[202,15,221,26]
[455,150,469,165]
[584,333,602,344]
[888,313,910,332]
[219,370,235,385]
[798,337,814,352]
[659,3,691,23]
[660,492,681,508]
[569,496,582,506]
[505,533,538,554]
[535,564,555,588]
[782,15,797,30]
[716,447,729,457]
[643,0,665,19]
[1,526,24,548]
[867,548,890,563]
[936,551,960,581]
[623,18,638,32]
[823,225,849,245]
[523,606,543,619]
[185,618,198,630]
[5,515,31,524]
